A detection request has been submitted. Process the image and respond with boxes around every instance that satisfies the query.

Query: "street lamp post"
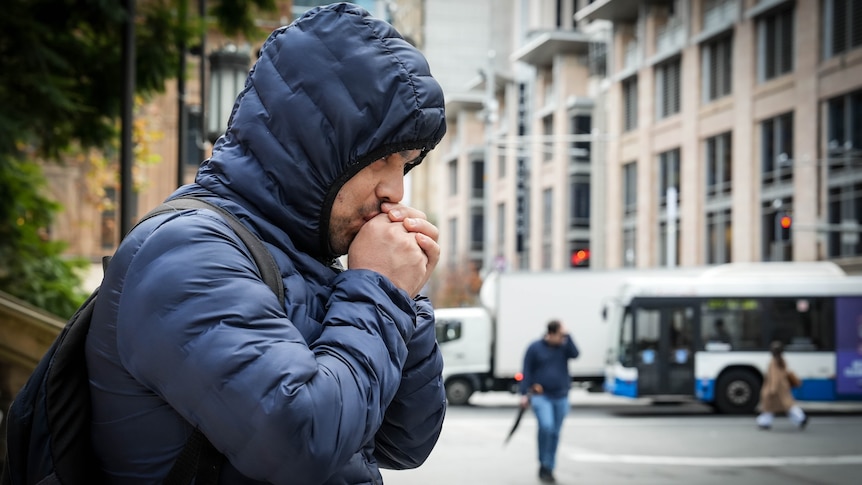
[207,45,250,144]
[482,50,498,276]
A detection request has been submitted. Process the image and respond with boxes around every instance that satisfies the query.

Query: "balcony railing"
[703,0,739,32]
[656,20,685,55]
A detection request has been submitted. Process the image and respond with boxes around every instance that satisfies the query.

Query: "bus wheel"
[715,369,760,414]
[445,378,474,406]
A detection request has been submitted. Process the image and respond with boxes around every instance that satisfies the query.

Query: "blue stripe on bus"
[696,379,715,401]
[693,378,838,403]
[612,377,851,403]
[611,378,638,398]
[793,379,835,401]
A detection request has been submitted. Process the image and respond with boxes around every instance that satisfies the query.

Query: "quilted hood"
[196,2,447,259]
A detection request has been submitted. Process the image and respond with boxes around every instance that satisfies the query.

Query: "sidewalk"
[467,388,862,414]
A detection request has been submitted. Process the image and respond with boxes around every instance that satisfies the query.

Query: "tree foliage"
[0,0,276,317]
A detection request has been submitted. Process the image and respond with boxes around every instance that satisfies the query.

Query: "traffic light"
[778,212,792,242]
[570,248,590,268]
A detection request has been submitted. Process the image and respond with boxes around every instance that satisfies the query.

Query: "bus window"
[635,308,660,364]
[619,308,635,366]
[435,319,463,344]
[701,299,762,351]
[768,298,835,351]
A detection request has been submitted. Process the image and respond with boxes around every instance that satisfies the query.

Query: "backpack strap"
[128,195,286,484]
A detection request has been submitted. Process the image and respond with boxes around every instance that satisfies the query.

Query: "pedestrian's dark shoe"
[539,466,556,483]
[758,424,770,430]
[800,416,809,430]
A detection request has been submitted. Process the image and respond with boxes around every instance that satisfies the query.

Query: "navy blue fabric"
[519,336,580,399]
[85,3,447,484]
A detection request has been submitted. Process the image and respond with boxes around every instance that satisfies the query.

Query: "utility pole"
[177,0,188,188]
[120,0,136,239]
[482,50,498,275]
[666,186,677,267]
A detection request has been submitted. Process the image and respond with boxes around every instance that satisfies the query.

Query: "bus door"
[633,302,698,397]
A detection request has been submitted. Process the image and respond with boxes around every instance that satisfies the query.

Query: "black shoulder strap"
[126,195,286,484]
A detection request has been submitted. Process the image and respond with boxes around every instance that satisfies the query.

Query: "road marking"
[566,449,862,467]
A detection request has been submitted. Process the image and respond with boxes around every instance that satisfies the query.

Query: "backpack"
[1,196,285,485]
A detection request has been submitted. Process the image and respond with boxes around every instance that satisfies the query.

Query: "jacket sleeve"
[565,335,580,359]
[373,296,446,470]
[114,213,415,484]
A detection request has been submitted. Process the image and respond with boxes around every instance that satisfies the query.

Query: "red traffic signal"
[780,215,792,229]
[570,249,590,267]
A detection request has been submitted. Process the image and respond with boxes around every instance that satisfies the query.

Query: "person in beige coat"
[756,341,809,430]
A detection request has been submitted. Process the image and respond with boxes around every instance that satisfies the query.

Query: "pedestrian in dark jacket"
[85,3,447,484]
[519,320,580,483]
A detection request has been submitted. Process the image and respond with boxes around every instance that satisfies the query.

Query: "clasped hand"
[347,202,440,298]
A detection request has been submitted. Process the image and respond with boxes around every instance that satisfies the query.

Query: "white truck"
[435,268,705,405]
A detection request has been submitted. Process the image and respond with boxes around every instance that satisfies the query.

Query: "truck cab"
[435,307,493,405]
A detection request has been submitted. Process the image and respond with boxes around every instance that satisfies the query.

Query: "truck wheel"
[445,378,474,406]
[714,369,760,415]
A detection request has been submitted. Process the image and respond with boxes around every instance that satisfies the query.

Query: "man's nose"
[377,169,404,203]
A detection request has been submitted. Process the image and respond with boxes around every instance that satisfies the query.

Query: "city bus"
[603,262,862,414]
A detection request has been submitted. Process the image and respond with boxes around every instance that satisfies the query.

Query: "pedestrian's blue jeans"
[530,394,569,471]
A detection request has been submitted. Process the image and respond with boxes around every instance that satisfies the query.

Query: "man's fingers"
[383,203,427,222]
[404,217,439,242]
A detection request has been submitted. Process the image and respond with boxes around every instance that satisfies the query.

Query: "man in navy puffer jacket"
[85,3,447,484]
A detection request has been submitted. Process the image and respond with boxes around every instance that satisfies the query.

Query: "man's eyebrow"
[399,150,422,164]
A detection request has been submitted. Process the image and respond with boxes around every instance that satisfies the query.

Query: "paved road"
[381,390,862,485]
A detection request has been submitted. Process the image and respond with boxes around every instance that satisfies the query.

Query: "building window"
[658,148,681,207]
[827,184,862,258]
[623,161,637,216]
[823,0,862,59]
[702,35,732,102]
[542,188,553,269]
[826,89,862,159]
[569,173,590,229]
[498,153,507,179]
[706,132,732,197]
[757,6,794,81]
[622,76,638,131]
[542,115,554,162]
[706,208,732,264]
[570,114,591,162]
[470,207,484,252]
[655,58,681,119]
[622,160,637,268]
[471,158,484,199]
[447,217,458,267]
[655,1,684,54]
[588,41,607,77]
[448,159,458,195]
[761,112,794,186]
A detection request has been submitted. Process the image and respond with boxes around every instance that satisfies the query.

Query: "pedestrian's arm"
[374,296,446,469]
[564,334,580,359]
